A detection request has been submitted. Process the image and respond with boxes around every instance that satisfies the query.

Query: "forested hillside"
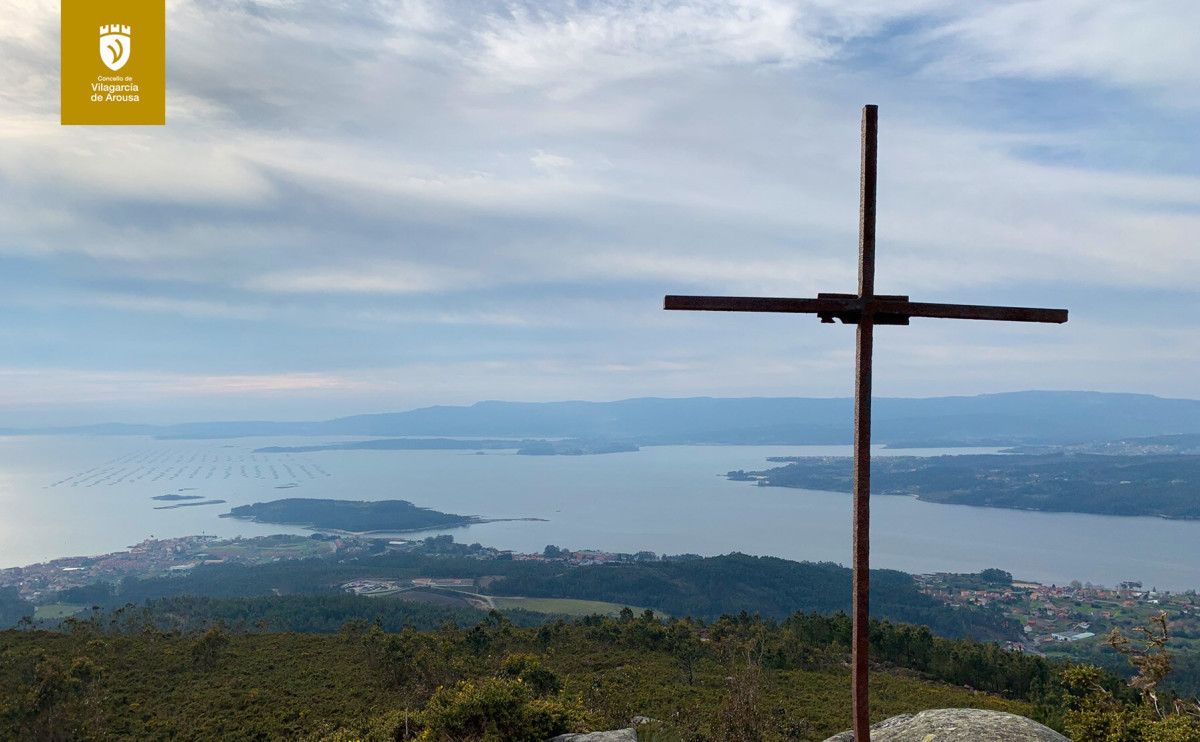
[49,550,1018,641]
[487,553,1019,640]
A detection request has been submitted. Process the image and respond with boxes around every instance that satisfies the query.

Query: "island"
[252,438,638,456]
[221,498,488,533]
[151,493,205,501]
[154,499,226,510]
[729,453,1200,519]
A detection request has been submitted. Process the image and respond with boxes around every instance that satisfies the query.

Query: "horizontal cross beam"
[664,294,1068,324]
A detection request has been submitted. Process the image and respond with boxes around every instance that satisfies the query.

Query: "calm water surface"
[2,435,1198,590]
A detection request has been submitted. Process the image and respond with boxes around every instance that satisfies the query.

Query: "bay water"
[2,435,1198,591]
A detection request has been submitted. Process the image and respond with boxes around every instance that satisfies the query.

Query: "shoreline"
[4,531,1199,598]
[738,479,1200,521]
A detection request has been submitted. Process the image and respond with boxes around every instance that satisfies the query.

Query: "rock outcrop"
[822,708,1069,741]
[548,716,658,741]
[548,730,636,741]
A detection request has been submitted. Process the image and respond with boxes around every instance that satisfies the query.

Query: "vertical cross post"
[662,104,1067,742]
[851,104,878,742]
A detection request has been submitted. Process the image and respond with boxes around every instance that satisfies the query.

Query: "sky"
[1,0,1199,425]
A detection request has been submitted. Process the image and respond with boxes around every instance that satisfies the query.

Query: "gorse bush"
[499,653,563,697]
[413,676,586,741]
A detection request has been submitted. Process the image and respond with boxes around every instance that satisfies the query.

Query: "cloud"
[926,1,1200,101]
[0,131,274,208]
[0,368,358,407]
[245,262,477,295]
[470,0,826,93]
[1,0,1198,419]
[530,150,573,173]
[566,251,856,295]
[83,293,278,320]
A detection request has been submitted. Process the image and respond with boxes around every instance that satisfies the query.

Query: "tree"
[190,624,229,669]
[1108,612,1184,719]
[665,620,704,686]
[1059,613,1200,741]
[9,655,103,740]
[712,624,767,742]
[0,587,34,628]
[979,568,1013,586]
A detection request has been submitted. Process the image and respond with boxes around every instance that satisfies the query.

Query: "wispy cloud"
[245,262,478,295]
[926,2,1200,102]
[0,0,1197,421]
[0,368,358,406]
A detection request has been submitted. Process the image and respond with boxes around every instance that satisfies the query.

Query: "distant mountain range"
[4,391,1200,447]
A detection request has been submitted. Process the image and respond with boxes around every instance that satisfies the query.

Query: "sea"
[2,435,1199,591]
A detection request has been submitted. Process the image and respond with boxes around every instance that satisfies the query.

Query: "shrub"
[416,677,584,741]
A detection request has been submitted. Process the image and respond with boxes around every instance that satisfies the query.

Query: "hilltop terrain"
[0,610,1049,740]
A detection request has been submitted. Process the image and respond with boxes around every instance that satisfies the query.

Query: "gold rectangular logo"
[61,0,165,125]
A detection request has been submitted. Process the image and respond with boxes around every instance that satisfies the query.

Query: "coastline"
[735,478,1200,521]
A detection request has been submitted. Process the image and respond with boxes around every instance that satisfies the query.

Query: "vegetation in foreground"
[3,601,1199,740]
[5,536,1200,741]
[1,609,1038,741]
[1059,614,1200,741]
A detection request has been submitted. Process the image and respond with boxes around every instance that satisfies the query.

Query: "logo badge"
[99,24,131,71]
[62,0,163,125]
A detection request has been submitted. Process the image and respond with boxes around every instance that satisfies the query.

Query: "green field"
[491,596,659,617]
[33,603,84,620]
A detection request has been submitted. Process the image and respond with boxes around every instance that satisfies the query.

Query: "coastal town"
[916,570,1200,657]
[5,531,1198,661]
[0,534,350,604]
[0,533,691,606]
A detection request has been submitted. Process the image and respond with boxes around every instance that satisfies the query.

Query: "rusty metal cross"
[663,104,1067,741]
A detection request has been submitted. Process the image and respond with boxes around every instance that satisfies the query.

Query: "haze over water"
[3,435,1199,591]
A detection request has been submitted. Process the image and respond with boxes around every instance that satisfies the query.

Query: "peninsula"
[729,453,1200,519]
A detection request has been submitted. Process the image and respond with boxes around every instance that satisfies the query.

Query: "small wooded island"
[221,498,482,533]
[730,453,1200,519]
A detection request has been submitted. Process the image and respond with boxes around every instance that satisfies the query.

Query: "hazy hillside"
[7,391,1200,446]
